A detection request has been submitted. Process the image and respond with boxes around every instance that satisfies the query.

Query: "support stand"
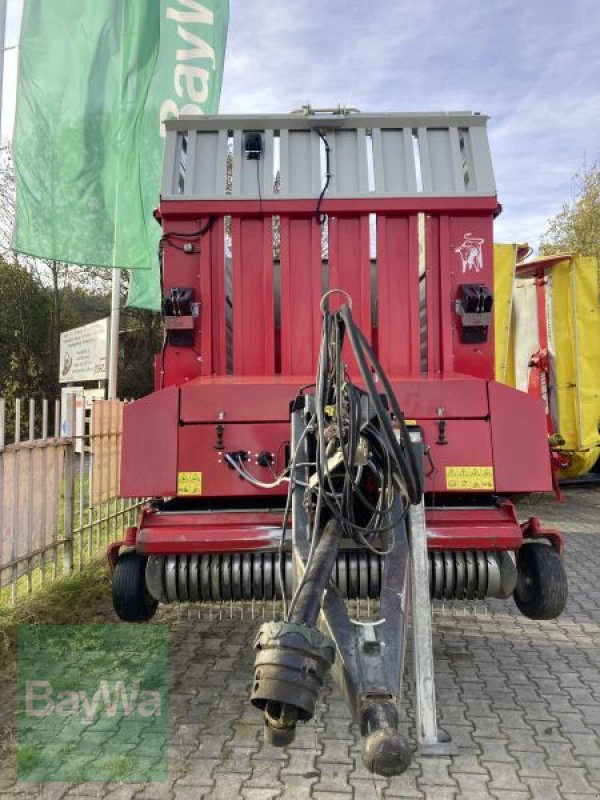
[409,500,457,756]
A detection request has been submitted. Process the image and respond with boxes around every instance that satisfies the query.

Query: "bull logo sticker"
[455,233,484,273]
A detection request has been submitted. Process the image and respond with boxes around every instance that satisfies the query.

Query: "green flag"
[128,0,229,310]
[12,0,229,310]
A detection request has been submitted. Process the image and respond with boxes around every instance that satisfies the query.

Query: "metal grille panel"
[162,112,496,201]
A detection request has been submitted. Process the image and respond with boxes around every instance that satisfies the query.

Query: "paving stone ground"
[1,486,599,799]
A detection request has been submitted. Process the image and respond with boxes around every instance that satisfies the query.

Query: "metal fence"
[0,395,142,604]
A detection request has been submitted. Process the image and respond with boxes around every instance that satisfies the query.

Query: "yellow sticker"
[445,466,495,491]
[177,471,203,495]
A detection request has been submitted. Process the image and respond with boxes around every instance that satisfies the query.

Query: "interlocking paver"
[245,756,286,788]
[466,716,502,738]
[512,750,556,779]
[318,739,352,765]
[563,732,600,756]
[417,757,457,787]
[519,776,562,800]
[242,789,281,800]
[176,757,219,787]
[279,773,318,799]
[473,738,514,763]
[385,766,422,797]
[555,766,599,795]
[486,762,527,791]
[412,787,456,800]
[539,741,581,767]
[452,771,490,795]
[349,780,389,800]
[173,781,214,799]
[312,762,353,793]
[281,748,319,776]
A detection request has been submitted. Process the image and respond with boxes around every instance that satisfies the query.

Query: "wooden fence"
[0,396,142,604]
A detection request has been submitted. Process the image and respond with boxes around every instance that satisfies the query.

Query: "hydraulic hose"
[289,519,344,626]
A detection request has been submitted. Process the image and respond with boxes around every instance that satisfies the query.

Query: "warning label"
[445,466,495,491]
[177,471,203,495]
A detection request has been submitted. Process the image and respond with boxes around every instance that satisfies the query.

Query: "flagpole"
[108,268,120,399]
[0,0,7,140]
[107,3,127,401]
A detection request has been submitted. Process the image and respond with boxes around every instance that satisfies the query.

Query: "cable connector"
[256,451,274,467]
[225,451,249,468]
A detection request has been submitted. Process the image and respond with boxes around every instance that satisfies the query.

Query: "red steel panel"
[328,215,371,377]
[135,505,522,555]
[137,510,282,554]
[180,380,298,422]
[390,377,488,419]
[488,381,553,493]
[159,216,228,386]
[425,215,441,375]
[201,216,226,376]
[160,197,500,218]
[376,215,420,376]
[179,375,489,423]
[120,386,179,497]
[178,421,289,497]
[438,215,455,373]
[418,419,494,494]
[449,215,495,380]
[160,221,205,387]
[279,216,323,376]
[231,217,275,375]
[328,215,371,334]
[426,505,522,550]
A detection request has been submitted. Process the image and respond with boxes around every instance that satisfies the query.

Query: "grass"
[0,489,141,605]
[0,557,112,688]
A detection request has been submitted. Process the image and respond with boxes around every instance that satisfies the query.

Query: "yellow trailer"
[494,246,600,477]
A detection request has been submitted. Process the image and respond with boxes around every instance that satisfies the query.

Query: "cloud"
[220,0,600,247]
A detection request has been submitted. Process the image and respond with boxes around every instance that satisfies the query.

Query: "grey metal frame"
[162,111,496,201]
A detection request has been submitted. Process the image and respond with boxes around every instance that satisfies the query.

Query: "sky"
[2,0,600,249]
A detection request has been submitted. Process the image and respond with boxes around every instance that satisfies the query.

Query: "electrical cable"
[315,130,332,224]
[255,157,263,216]
[223,454,290,489]
[159,217,216,253]
[277,415,316,620]
[158,217,216,387]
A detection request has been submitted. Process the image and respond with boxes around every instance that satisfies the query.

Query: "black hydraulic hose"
[289,519,343,627]
[338,304,423,503]
[353,321,422,499]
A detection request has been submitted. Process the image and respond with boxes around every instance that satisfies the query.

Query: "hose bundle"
[278,294,423,621]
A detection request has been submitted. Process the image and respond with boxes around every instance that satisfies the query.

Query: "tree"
[0,144,161,401]
[539,161,600,261]
[0,259,53,402]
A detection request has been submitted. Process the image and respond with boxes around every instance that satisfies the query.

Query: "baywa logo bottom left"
[18,625,168,783]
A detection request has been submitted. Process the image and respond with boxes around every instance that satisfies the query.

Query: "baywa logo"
[25,679,162,724]
[18,625,168,783]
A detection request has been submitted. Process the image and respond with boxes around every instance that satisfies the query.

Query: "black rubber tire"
[514,542,568,620]
[112,551,158,622]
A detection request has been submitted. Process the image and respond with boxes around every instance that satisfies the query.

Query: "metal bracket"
[409,500,457,756]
